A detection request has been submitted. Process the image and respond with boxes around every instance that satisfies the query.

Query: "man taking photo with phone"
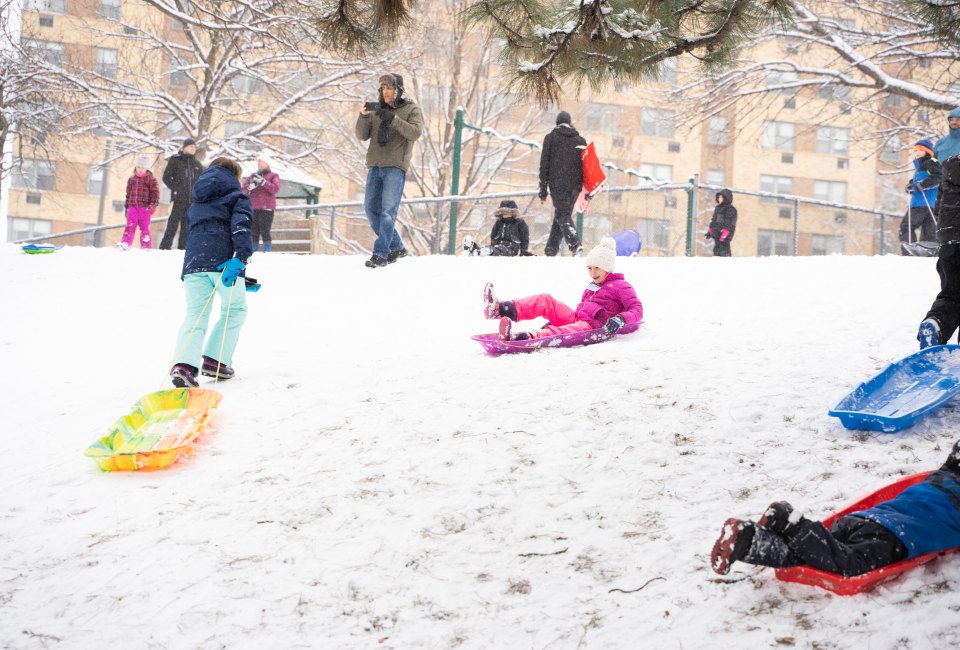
[356,73,424,268]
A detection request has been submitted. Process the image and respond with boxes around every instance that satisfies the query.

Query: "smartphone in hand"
[364,101,380,111]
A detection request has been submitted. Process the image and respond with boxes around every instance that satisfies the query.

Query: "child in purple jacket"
[484,237,643,341]
[711,440,960,577]
[242,157,281,252]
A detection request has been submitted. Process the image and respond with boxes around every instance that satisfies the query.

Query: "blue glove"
[244,276,261,293]
[216,257,245,287]
[603,315,625,334]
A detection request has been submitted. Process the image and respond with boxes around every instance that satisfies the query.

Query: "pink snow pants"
[513,293,593,339]
[122,206,153,249]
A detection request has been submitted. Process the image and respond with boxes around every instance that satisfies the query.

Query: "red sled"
[581,142,606,196]
[775,472,960,595]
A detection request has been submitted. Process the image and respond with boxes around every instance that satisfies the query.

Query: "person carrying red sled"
[484,237,643,341]
[711,440,960,577]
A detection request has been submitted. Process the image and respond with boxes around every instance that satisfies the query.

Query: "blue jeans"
[364,166,406,259]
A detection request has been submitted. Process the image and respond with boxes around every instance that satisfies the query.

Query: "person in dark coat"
[900,139,942,254]
[704,188,738,257]
[169,157,254,388]
[711,440,960,577]
[539,111,586,256]
[160,137,205,250]
[919,154,960,347]
[464,200,532,257]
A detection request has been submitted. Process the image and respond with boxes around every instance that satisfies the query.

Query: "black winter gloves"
[376,107,395,147]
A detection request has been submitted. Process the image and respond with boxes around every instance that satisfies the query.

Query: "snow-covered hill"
[2,245,958,649]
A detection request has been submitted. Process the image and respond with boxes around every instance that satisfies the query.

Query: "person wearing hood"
[356,72,424,268]
[169,157,255,388]
[918,154,960,348]
[119,153,159,250]
[243,156,282,252]
[464,200,532,256]
[901,139,942,254]
[934,108,960,163]
[539,111,587,256]
[160,137,205,250]
[704,189,738,257]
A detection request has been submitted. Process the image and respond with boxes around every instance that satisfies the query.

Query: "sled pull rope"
[213,278,237,385]
[162,282,219,390]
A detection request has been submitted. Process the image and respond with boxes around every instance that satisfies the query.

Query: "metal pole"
[575,210,584,244]
[447,107,464,255]
[793,199,800,256]
[329,207,336,240]
[879,214,885,255]
[685,174,698,257]
[94,137,112,247]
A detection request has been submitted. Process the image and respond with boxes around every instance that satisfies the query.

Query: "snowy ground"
[2,245,959,649]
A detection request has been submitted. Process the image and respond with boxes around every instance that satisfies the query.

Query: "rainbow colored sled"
[472,322,639,356]
[775,472,960,595]
[85,388,221,471]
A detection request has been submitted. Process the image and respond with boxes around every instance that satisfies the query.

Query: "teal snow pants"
[172,272,247,369]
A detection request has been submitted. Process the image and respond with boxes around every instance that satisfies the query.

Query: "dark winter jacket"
[355,73,424,174]
[539,125,587,195]
[909,155,942,210]
[181,166,254,278]
[852,469,960,559]
[489,215,530,256]
[934,107,960,162]
[243,168,281,211]
[125,171,159,209]
[162,151,204,203]
[935,156,960,244]
[707,189,738,239]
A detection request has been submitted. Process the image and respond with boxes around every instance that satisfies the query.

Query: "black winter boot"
[498,300,517,320]
[201,356,235,380]
[942,440,960,475]
[170,364,199,388]
[365,255,388,268]
[758,501,806,538]
[711,518,755,575]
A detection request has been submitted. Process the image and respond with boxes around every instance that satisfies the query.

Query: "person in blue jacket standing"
[900,139,943,253]
[169,157,256,387]
[934,108,960,163]
[711,440,960,577]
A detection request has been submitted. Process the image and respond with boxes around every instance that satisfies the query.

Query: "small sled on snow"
[472,322,639,356]
[775,472,960,595]
[828,345,960,432]
[85,388,221,471]
[21,243,63,254]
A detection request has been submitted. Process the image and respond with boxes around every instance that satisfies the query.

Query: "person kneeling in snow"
[169,157,256,387]
[483,237,643,341]
[463,200,532,257]
[711,440,960,577]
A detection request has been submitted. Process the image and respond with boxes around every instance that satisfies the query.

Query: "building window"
[759,174,793,203]
[641,108,676,138]
[765,70,798,96]
[87,166,104,195]
[639,163,672,183]
[881,134,901,164]
[884,94,903,108]
[23,0,65,13]
[232,74,266,95]
[658,58,678,85]
[98,0,120,19]
[813,179,848,204]
[165,120,186,143]
[12,158,56,190]
[284,128,321,156]
[816,126,850,156]
[707,116,728,146]
[762,121,796,151]
[705,169,725,186]
[225,120,257,151]
[585,103,621,134]
[22,38,63,66]
[8,217,52,242]
[757,229,793,256]
[818,84,852,101]
[635,218,670,249]
[96,47,118,79]
[811,234,844,255]
[112,199,125,212]
[168,57,189,88]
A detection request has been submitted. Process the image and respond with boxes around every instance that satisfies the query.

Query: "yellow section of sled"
[84,388,222,471]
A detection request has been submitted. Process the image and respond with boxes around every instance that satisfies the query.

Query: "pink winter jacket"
[574,273,644,328]
[242,169,281,211]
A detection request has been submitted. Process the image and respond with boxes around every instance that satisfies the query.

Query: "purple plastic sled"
[472,322,640,356]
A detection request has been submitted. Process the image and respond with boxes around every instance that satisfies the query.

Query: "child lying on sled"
[711,440,960,577]
[483,237,643,341]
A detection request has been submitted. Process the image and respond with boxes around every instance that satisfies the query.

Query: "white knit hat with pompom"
[585,237,617,272]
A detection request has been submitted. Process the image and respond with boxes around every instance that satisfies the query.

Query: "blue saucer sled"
[829,345,960,432]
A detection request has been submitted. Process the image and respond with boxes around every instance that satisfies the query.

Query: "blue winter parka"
[853,469,960,558]
[181,165,254,278]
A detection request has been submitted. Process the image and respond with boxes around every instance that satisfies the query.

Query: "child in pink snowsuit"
[484,237,643,340]
[119,153,159,250]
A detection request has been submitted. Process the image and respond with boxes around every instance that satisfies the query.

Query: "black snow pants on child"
[924,243,960,345]
[743,515,908,577]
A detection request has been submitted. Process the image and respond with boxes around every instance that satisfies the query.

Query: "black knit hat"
[556,111,572,125]
[182,138,197,148]
[498,199,518,210]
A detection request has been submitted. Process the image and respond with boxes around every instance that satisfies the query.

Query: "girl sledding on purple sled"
[711,440,960,577]
[483,237,643,341]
